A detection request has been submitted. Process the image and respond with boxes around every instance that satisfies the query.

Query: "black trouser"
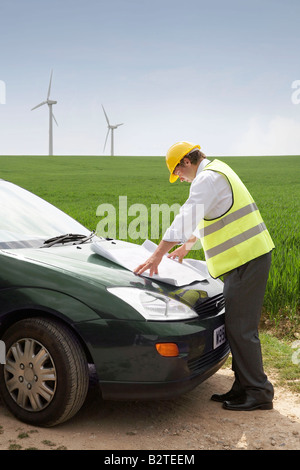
[223,251,274,402]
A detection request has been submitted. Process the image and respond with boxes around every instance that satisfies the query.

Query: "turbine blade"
[115,123,124,127]
[52,113,58,126]
[47,70,53,99]
[31,101,47,110]
[102,104,110,125]
[103,128,110,151]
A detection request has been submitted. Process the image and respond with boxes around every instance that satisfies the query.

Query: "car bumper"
[99,342,230,400]
[76,313,230,401]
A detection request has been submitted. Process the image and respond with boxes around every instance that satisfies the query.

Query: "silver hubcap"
[4,338,57,412]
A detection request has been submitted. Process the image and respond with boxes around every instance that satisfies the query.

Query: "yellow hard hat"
[166,141,201,183]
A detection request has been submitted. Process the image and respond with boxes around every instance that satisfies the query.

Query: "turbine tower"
[31,70,58,156]
[102,105,123,156]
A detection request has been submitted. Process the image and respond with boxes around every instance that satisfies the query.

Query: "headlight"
[107,287,198,321]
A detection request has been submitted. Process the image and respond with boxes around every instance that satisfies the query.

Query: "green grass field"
[0,154,299,331]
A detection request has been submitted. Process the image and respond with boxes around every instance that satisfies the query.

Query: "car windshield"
[0,180,90,249]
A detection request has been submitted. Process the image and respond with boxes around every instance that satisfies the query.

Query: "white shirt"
[162,159,232,243]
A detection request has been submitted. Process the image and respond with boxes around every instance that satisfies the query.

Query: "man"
[134,141,274,411]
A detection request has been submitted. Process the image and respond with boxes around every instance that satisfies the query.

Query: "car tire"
[0,317,89,427]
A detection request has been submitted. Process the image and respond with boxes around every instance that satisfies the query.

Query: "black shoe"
[223,394,273,411]
[211,390,244,403]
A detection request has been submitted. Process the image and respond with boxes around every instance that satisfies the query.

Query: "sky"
[0,0,300,157]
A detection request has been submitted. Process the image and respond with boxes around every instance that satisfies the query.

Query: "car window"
[0,180,89,248]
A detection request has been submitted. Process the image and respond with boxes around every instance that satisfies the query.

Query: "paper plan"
[92,238,209,286]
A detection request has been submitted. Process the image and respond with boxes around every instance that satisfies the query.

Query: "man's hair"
[180,149,206,165]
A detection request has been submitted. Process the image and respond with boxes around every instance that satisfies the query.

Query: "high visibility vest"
[198,159,274,278]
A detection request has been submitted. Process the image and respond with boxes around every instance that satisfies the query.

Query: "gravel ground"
[0,366,299,451]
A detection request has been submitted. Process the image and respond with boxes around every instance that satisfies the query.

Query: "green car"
[0,179,229,427]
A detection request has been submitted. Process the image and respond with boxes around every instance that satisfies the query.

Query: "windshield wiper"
[42,231,95,248]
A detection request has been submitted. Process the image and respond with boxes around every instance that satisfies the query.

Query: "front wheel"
[0,317,89,427]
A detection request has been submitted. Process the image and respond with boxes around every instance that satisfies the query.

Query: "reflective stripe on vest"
[198,159,274,278]
[205,222,267,259]
[198,202,259,238]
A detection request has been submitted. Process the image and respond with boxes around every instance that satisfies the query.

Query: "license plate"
[213,324,226,349]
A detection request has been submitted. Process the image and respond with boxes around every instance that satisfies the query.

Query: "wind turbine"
[31,70,58,156]
[102,105,123,156]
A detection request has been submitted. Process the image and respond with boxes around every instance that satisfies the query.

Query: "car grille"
[193,293,225,317]
[188,342,230,373]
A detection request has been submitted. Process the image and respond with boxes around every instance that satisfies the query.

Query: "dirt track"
[0,365,299,451]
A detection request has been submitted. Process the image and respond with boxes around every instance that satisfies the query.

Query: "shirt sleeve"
[162,170,225,243]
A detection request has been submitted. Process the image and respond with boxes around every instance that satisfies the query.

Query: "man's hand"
[134,253,163,277]
[167,236,198,263]
[167,245,189,263]
[134,240,178,277]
